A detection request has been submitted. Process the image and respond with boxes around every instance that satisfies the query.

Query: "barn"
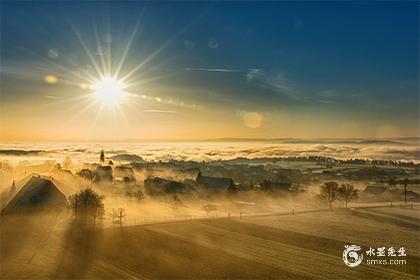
[1,176,67,215]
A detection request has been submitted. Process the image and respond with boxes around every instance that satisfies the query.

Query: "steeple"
[100,150,105,164]
[9,180,16,196]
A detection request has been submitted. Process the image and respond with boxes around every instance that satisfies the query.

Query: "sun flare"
[94,78,124,106]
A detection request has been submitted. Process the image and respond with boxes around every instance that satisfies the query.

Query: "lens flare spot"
[44,75,59,84]
[243,112,263,128]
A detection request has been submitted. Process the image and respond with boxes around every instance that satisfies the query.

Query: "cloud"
[246,68,263,80]
[184,67,241,73]
[1,141,418,164]
[246,69,300,100]
[0,149,44,156]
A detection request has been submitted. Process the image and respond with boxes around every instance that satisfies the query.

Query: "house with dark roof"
[114,166,136,183]
[1,176,67,215]
[363,185,389,195]
[196,172,234,192]
[77,169,93,181]
[144,177,189,195]
[94,166,113,182]
[260,180,291,192]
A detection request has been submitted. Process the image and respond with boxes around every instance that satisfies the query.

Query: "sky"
[0,1,419,141]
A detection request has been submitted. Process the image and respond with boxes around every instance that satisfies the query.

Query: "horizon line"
[0,136,419,143]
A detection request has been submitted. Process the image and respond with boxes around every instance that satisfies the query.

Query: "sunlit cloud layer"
[0,140,418,164]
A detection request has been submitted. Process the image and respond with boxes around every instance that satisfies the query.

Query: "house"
[114,166,136,183]
[77,169,93,181]
[94,166,113,182]
[180,168,200,181]
[260,180,291,192]
[1,176,67,215]
[111,154,145,163]
[405,190,420,201]
[383,169,406,176]
[363,185,388,195]
[144,177,189,195]
[196,172,234,192]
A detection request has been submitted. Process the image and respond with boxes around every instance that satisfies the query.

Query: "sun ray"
[123,71,177,89]
[119,35,177,83]
[118,14,198,84]
[69,20,105,80]
[113,17,142,80]
[92,19,109,77]
[16,47,95,85]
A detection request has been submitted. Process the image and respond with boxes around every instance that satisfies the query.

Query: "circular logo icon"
[343,245,363,267]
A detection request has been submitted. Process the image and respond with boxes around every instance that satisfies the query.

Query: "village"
[1,149,419,224]
[1,150,419,279]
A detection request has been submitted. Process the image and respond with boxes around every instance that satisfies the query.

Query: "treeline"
[219,156,419,168]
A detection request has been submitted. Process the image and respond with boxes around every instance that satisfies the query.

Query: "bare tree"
[133,190,144,203]
[116,208,126,225]
[168,195,185,217]
[338,184,358,208]
[110,209,117,224]
[110,208,127,225]
[320,181,339,209]
[201,204,217,216]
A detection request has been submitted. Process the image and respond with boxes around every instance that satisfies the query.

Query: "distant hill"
[209,138,411,145]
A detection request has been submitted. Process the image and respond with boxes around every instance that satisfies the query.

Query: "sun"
[94,77,124,106]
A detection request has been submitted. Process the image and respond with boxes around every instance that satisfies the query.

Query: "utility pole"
[404,178,408,205]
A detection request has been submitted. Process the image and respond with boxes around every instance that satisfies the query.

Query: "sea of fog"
[0,139,419,165]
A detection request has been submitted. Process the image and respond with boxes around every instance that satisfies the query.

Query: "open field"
[1,206,419,279]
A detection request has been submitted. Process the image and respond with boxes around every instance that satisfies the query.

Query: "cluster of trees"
[320,182,358,209]
[125,189,145,203]
[69,188,131,226]
[69,188,105,225]
[66,181,358,226]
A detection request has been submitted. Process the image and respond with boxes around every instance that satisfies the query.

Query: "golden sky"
[1,2,418,141]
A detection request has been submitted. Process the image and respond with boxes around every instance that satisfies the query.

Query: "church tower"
[100,150,105,164]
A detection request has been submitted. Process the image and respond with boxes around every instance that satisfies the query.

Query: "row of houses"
[76,162,295,195]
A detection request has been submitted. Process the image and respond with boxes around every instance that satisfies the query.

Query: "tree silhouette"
[168,195,185,217]
[111,208,126,225]
[320,181,339,209]
[201,204,217,216]
[69,188,105,225]
[338,184,358,208]
[133,190,144,203]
